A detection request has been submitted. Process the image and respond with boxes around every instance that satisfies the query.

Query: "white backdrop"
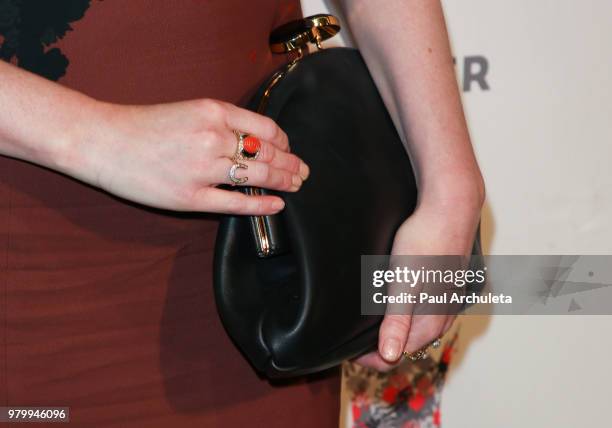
[300,1,612,427]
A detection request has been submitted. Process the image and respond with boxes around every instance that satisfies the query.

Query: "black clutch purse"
[214,15,481,378]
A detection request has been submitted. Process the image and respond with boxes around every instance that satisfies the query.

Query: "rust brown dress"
[0,1,340,426]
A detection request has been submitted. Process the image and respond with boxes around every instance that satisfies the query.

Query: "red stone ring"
[233,130,261,161]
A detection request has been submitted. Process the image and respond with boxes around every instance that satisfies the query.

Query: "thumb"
[378,314,412,363]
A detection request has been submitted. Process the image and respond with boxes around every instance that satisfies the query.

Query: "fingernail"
[292,174,302,188]
[381,338,401,362]
[299,162,310,180]
[272,199,285,211]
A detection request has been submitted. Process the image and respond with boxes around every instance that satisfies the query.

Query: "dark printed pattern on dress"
[0,0,95,80]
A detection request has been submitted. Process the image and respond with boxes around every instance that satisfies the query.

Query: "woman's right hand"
[59,98,309,215]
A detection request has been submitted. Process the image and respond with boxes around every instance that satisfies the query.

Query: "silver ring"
[229,162,248,185]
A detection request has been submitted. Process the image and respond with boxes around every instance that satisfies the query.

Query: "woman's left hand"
[355,187,483,371]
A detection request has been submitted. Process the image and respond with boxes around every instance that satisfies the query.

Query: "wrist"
[410,171,485,244]
[52,98,118,186]
[393,173,484,256]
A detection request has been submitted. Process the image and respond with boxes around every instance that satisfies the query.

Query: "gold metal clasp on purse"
[269,14,341,56]
[247,15,341,258]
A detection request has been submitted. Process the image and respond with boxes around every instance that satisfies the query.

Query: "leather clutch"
[213,15,482,378]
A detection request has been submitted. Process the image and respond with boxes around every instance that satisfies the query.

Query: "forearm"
[0,60,101,176]
[339,0,484,214]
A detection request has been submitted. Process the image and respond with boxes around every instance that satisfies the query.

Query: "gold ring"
[233,130,261,161]
[403,348,428,361]
[229,162,248,185]
[403,337,441,361]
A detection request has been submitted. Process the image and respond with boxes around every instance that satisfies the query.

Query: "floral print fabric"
[343,332,458,428]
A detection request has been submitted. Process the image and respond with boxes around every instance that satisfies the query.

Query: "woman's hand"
[58,98,309,215]
[0,61,307,215]
[355,181,484,371]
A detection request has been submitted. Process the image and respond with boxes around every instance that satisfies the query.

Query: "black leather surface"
[214,48,421,377]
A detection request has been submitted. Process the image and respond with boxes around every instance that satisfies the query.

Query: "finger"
[353,352,398,372]
[257,142,309,179]
[191,187,285,215]
[213,128,242,158]
[222,103,289,151]
[212,158,302,192]
[210,129,284,159]
[215,131,309,180]
[378,314,412,363]
[403,315,447,354]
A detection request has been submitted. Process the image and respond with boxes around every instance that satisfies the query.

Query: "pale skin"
[338,0,484,370]
[0,1,483,371]
[0,63,309,214]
